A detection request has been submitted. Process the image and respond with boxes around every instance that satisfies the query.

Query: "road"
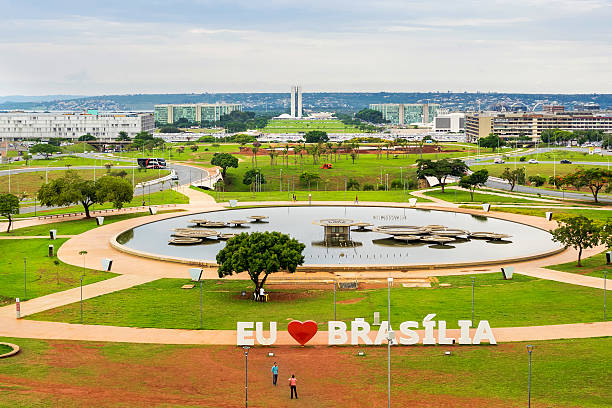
[2,160,209,214]
[464,147,612,203]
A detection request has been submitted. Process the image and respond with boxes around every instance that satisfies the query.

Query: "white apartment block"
[0,112,154,141]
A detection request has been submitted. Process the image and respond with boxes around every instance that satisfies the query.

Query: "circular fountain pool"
[114,206,563,268]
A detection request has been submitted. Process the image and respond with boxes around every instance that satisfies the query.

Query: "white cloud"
[0,2,610,94]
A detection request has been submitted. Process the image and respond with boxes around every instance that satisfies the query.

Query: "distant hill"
[0,92,610,112]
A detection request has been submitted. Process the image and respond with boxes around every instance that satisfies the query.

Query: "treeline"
[541,129,611,146]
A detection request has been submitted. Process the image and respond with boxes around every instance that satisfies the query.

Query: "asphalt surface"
[3,157,208,214]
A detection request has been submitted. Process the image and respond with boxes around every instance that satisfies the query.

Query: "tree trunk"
[470,189,474,201]
[83,202,92,218]
[6,215,11,232]
[577,247,583,267]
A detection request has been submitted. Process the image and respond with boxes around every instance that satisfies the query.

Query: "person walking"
[354,194,359,205]
[271,362,278,386]
[288,374,298,399]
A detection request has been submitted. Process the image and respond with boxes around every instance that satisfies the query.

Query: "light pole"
[80,274,85,324]
[333,280,337,321]
[243,346,250,408]
[604,270,607,321]
[527,345,534,408]
[24,258,27,299]
[471,276,475,324]
[387,276,393,408]
[200,279,204,330]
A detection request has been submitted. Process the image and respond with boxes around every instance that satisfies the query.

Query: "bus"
[137,158,166,169]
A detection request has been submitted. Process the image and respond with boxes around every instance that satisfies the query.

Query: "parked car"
[560,159,572,164]
[528,159,538,164]
[493,158,505,164]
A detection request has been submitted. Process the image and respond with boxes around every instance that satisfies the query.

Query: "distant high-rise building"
[290,86,302,118]
[465,111,612,141]
[542,105,565,114]
[154,103,242,125]
[0,112,153,141]
[369,103,439,125]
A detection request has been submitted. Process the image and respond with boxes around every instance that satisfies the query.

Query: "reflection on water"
[118,206,561,265]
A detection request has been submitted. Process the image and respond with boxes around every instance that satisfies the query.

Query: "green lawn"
[0,343,13,354]
[461,206,612,222]
[424,188,548,204]
[195,187,432,203]
[476,162,604,181]
[547,251,612,278]
[27,273,607,329]
[0,168,168,196]
[9,189,188,219]
[262,119,362,133]
[0,336,608,407]
[0,239,116,305]
[520,149,612,163]
[1,209,183,236]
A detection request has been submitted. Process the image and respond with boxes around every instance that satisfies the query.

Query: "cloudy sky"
[1,0,611,95]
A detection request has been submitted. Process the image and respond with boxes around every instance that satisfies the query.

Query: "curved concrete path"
[1,188,610,345]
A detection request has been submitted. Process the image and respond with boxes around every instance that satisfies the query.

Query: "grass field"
[0,239,115,305]
[547,251,611,278]
[262,119,363,133]
[0,336,608,407]
[461,206,612,222]
[0,343,13,354]
[7,188,188,219]
[0,155,107,170]
[475,162,603,180]
[196,187,432,203]
[423,188,548,204]
[0,210,183,236]
[27,273,607,329]
[0,168,168,196]
[520,149,612,163]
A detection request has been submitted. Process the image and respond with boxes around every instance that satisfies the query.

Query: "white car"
[493,158,505,164]
[528,159,538,164]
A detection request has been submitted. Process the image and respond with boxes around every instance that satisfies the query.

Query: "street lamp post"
[79,274,86,324]
[604,270,607,321]
[24,258,27,299]
[243,346,250,408]
[527,345,534,408]
[471,276,475,324]
[333,280,337,321]
[200,279,204,329]
[387,277,393,408]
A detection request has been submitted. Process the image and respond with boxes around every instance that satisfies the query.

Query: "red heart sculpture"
[287,320,318,346]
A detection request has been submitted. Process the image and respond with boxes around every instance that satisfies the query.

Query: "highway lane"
[3,162,209,214]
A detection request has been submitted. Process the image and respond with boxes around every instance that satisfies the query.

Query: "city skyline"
[1,0,611,95]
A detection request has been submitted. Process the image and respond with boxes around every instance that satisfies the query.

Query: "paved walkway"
[0,319,610,345]
[0,235,73,239]
[1,187,611,345]
[0,274,156,319]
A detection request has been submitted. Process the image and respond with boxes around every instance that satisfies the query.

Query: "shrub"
[390,179,403,189]
[377,184,385,191]
[363,183,375,191]
[528,175,546,187]
[346,178,360,191]
[519,156,527,162]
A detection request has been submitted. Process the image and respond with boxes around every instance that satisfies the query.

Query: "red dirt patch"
[4,338,580,408]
